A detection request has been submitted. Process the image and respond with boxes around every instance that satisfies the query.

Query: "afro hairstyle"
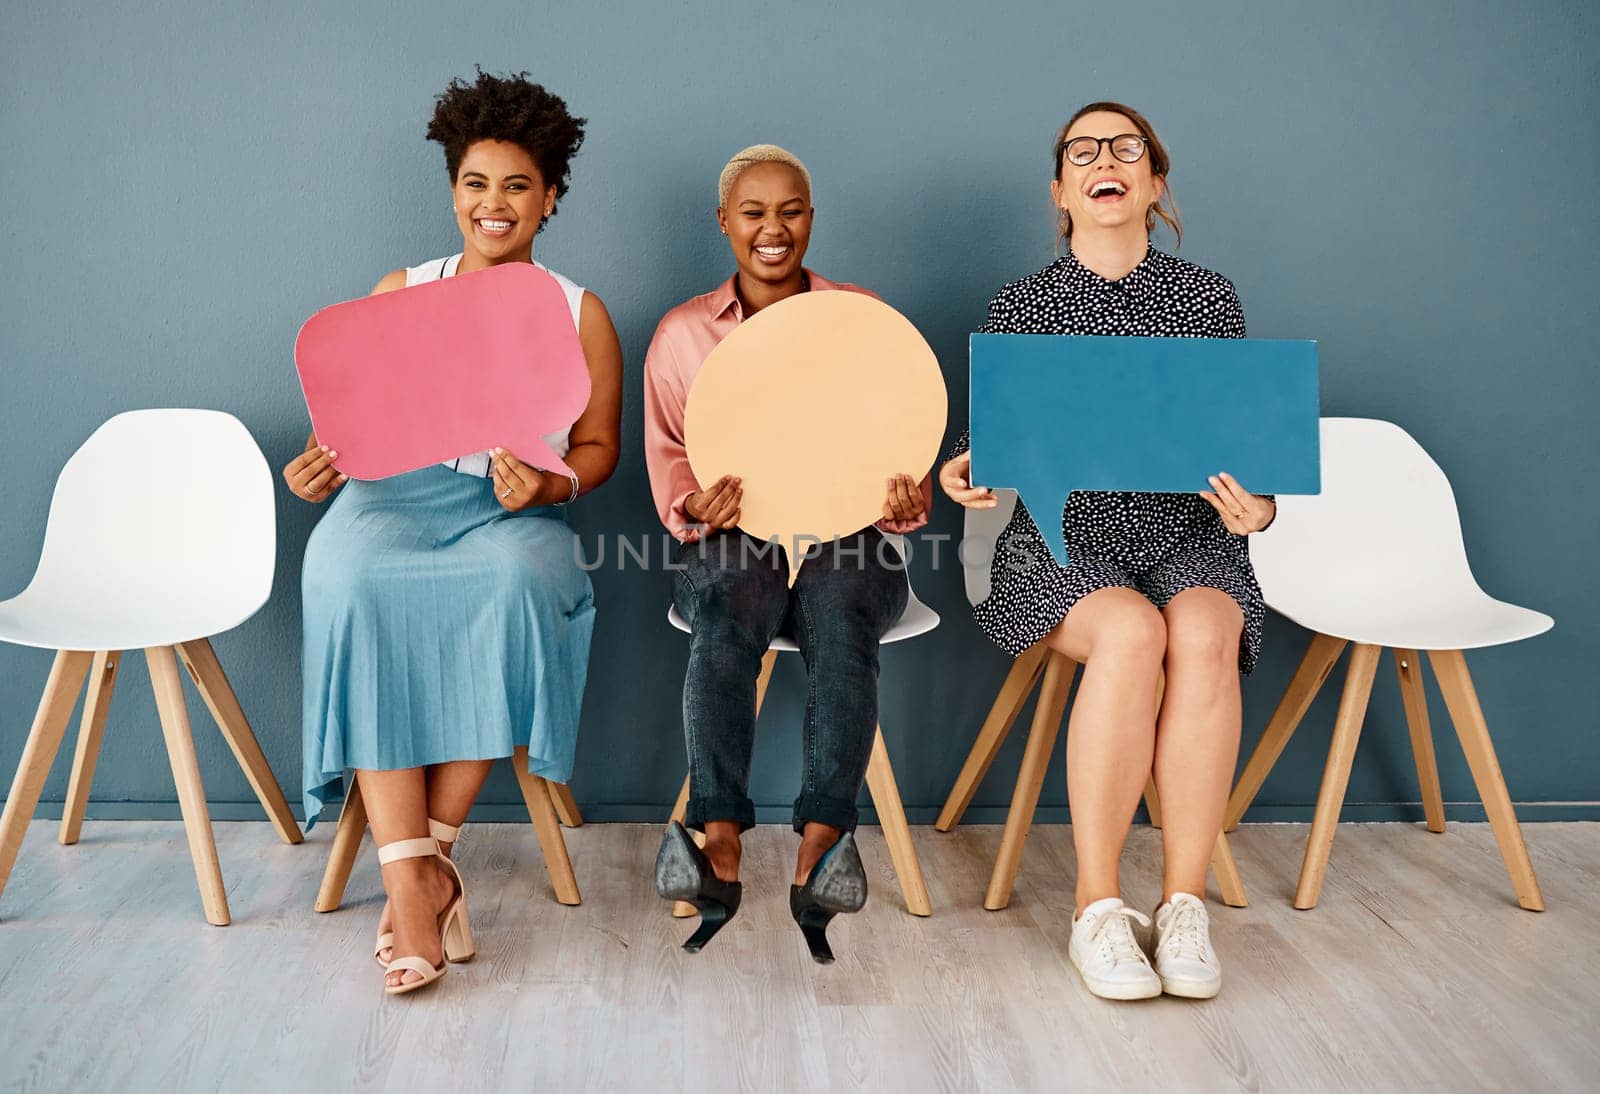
[426,69,586,228]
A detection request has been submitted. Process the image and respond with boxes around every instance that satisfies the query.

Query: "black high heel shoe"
[654,821,743,953]
[789,831,868,965]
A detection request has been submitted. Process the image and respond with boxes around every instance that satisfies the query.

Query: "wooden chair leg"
[1143,776,1163,828]
[314,778,368,913]
[668,772,690,824]
[865,727,932,916]
[752,648,778,713]
[0,650,94,911]
[513,747,581,906]
[1210,832,1249,908]
[59,650,120,846]
[1428,650,1544,911]
[1140,669,1170,826]
[1145,669,1168,827]
[548,782,583,828]
[1394,648,1446,833]
[984,653,1076,910]
[1294,643,1381,910]
[177,638,302,845]
[935,642,1049,831]
[146,646,230,926]
[1226,632,1348,831]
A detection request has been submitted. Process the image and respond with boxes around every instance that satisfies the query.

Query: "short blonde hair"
[717,144,812,208]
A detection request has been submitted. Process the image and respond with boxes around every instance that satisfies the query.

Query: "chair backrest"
[879,532,925,608]
[961,490,1019,607]
[18,409,275,637]
[1252,417,1482,620]
[961,419,1490,621]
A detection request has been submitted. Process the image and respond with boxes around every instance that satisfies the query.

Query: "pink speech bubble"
[294,263,591,481]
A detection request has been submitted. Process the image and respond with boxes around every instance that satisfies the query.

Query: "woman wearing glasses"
[939,102,1275,1002]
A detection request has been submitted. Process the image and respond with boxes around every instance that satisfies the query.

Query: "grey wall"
[3,0,1596,825]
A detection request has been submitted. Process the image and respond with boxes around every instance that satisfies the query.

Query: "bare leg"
[375,759,492,960]
[358,767,454,989]
[795,821,842,885]
[702,820,742,883]
[1154,588,1244,902]
[1043,587,1166,911]
[425,759,494,854]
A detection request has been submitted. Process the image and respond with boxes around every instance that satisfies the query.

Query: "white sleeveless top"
[404,254,586,478]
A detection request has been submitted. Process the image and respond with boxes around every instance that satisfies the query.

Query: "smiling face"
[452,139,555,266]
[1050,110,1165,240]
[716,161,813,290]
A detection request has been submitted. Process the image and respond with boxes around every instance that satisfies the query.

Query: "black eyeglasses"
[1060,134,1149,167]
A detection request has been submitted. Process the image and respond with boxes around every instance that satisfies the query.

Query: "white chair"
[935,498,1249,909]
[1227,417,1552,910]
[663,534,936,917]
[0,409,302,926]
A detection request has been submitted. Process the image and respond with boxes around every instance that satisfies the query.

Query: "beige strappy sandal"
[374,818,473,968]
[428,818,474,963]
[376,826,474,996]
[377,836,448,995]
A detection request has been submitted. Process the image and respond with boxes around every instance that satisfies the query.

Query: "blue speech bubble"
[969,334,1321,567]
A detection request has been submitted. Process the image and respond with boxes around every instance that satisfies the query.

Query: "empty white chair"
[935,499,1248,909]
[664,535,936,916]
[0,410,302,926]
[1227,417,1552,910]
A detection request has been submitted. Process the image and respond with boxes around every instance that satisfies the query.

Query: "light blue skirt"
[300,465,595,829]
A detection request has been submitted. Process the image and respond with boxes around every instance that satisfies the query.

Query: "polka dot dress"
[950,246,1269,673]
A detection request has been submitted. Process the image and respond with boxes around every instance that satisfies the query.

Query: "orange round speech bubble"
[684,291,947,584]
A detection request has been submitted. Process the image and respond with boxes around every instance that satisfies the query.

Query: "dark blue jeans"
[673,529,908,834]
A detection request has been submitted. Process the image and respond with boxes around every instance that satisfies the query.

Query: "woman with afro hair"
[284,70,622,995]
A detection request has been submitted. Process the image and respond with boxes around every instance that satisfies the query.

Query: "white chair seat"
[1267,588,1552,652]
[0,584,262,651]
[666,593,938,650]
[1253,418,1553,653]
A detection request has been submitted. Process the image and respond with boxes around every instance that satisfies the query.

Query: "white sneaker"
[1150,892,1222,999]
[1069,897,1162,1000]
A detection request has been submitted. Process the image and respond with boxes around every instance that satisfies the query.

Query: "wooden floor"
[0,819,1596,1092]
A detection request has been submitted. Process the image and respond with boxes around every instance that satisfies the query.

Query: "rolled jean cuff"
[792,792,860,834]
[686,795,757,834]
